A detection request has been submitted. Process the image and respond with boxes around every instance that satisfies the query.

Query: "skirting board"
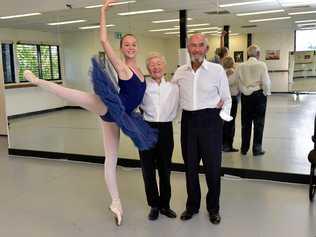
[8,148,310,184]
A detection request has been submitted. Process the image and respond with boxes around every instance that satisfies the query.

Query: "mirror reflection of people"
[210,31,229,65]
[172,34,232,224]
[23,0,156,226]
[139,52,179,221]
[222,56,239,152]
[236,44,271,156]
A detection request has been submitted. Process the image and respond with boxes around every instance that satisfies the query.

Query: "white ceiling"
[1,0,316,37]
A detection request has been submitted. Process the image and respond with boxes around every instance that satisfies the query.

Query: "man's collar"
[185,59,208,71]
[248,57,258,62]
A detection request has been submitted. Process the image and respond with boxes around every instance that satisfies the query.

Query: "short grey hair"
[247,44,260,57]
[188,33,209,47]
[145,52,167,69]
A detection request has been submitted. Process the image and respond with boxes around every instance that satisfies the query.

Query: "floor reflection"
[8,94,316,174]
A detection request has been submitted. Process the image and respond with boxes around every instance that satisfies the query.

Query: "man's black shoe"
[253,150,265,156]
[160,208,177,218]
[240,150,247,155]
[209,212,221,224]
[148,207,159,220]
[180,209,198,221]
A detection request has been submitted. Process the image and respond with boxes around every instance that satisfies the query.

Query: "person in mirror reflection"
[23,0,157,226]
[171,33,232,224]
[138,52,179,221]
[222,56,240,152]
[235,44,271,156]
[210,31,229,65]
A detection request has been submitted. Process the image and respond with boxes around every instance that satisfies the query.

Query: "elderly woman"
[222,56,239,152]
[139,52,179,221]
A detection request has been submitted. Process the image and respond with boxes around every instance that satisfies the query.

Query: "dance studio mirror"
[2,0,316,176]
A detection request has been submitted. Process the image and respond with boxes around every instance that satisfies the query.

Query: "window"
[16,44,39,82]
[1,43,15,83]
[16,43,61,82]
[1,42,62,84]
[296,30,316,51]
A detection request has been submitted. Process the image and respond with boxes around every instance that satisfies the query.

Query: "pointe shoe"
[23,70,38,84]
[109,203,123,226]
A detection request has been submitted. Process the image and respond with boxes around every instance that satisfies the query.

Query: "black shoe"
[209,212,221,224]
[240,150,247,155]
[253,150,265,156]
[180,209,198,221]
[224,147,239,152]
[222,146,231,152]
[148,207,159,221]
[160,208,177,218]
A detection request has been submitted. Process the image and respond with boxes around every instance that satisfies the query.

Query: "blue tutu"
[90,57,158,151]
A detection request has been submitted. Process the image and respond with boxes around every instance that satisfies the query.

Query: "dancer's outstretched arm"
[100,0,132,80]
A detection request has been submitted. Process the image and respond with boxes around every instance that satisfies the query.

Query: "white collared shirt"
[140,77,179,122]
[172,59,232,121]
[236,57,271,96]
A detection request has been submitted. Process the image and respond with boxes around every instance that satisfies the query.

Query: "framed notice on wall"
[265,50,280,60]
[234,51,244,63]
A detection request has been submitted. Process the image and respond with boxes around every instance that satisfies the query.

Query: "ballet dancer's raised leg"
[23,70,107,116]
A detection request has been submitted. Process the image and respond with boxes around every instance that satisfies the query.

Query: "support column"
[178,9,189,66]
[223,25,230,48]
[247,33,252,47]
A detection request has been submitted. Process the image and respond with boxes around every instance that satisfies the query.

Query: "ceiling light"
[149,27,182,32]
[0,12,41,19]
[297,23,316,27]
[249,16,291,22]
[289,11,316,15]
[48,20,87,26]
[295,19,316,23]
[173,23,210,27]
[79,24,115,30]
[280,1,315,7]
[189,27,221,31]
[188,23,210,27]
[164,32,180,35]
[152,18,192,23]
[219,0,274,8]
[118,9,164,16]
[85,1,136,8]
[236,9,284,16]
[201,31,219,34]
[299,27,316,30]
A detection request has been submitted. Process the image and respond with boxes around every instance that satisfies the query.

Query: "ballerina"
[24,0,156,226]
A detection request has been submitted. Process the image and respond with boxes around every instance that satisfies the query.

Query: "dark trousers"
[241,90,267,153]
[139,121,174,209]
[223,96,239,149]
[181,109,222,213]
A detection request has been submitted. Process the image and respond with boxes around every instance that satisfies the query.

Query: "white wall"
[253,31,294,71]
[0,50,8,135]
[0,28,66,116]
[1,28,296,118]
[253,31,294,92]
[61,30,178,94]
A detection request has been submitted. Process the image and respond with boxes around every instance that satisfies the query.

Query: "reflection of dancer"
[23,0,155,226]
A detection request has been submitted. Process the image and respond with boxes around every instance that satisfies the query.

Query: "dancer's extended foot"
[23,70,40,84]
[109,201,123,226]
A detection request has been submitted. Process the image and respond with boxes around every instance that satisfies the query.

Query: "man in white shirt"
[172,34,232,224]
[236,44,271,156]
[139,52,179,221]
